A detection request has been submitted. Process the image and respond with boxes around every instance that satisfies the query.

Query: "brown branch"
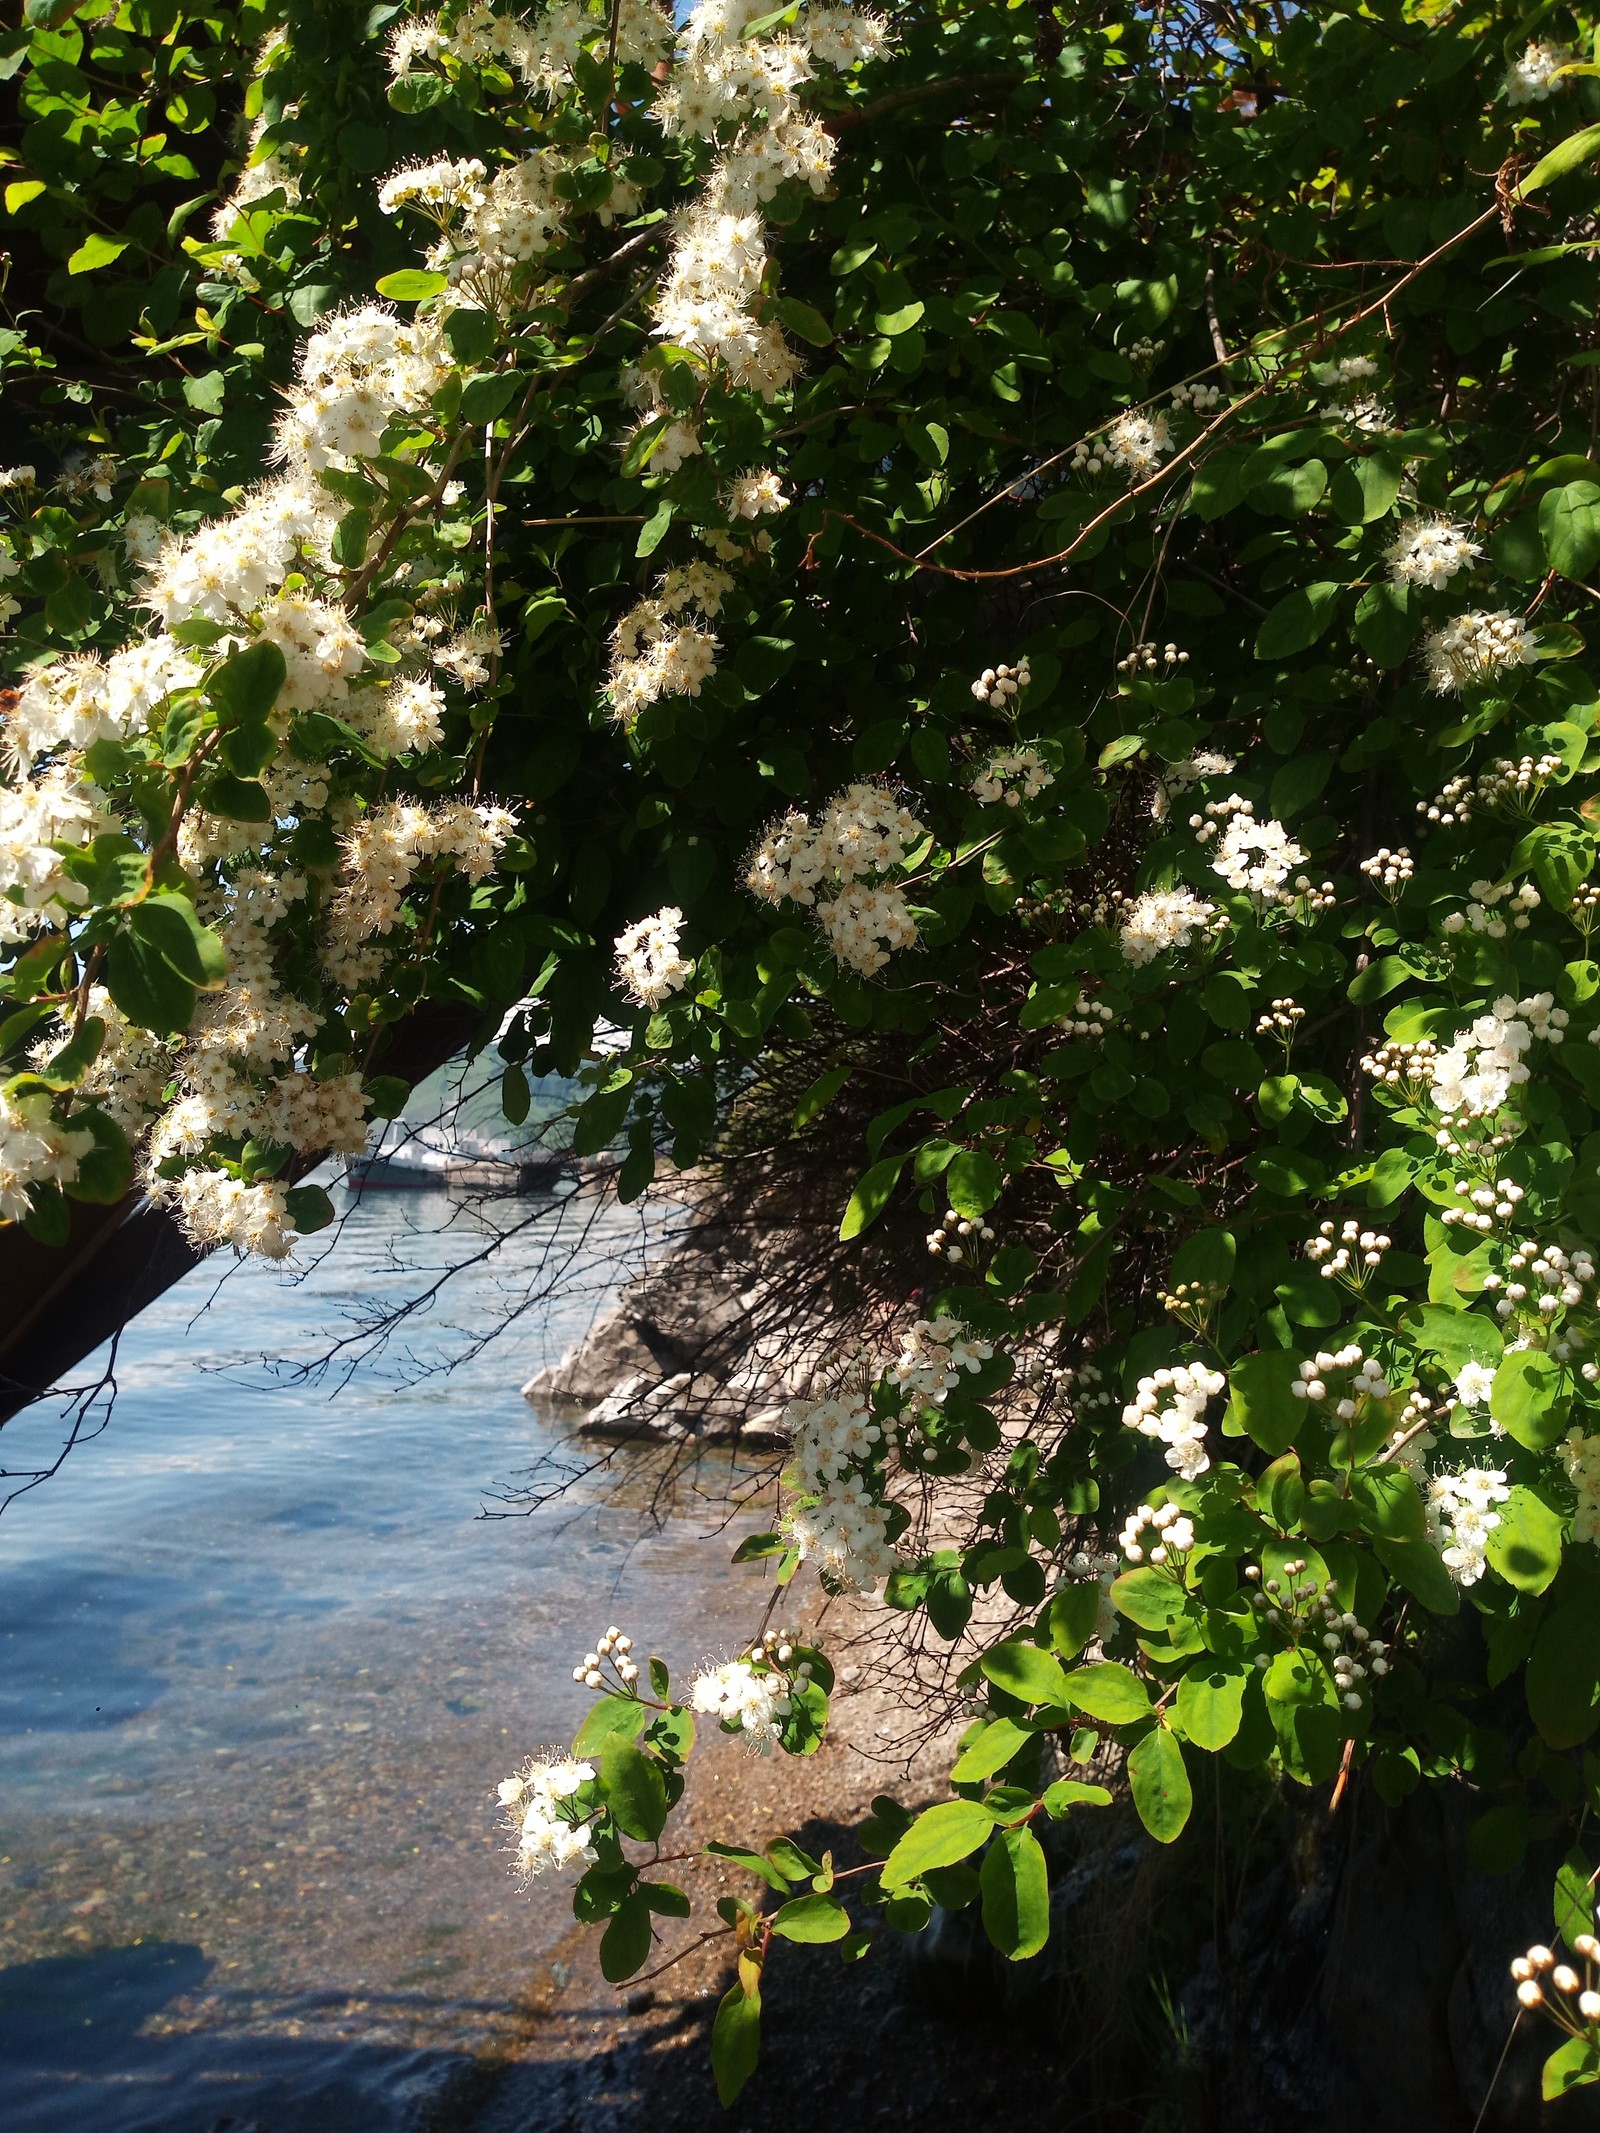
[832,70,1024,132]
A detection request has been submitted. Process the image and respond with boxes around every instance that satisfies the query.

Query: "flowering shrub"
[12,0,1600,2108]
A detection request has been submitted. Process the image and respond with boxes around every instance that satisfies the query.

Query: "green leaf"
[1127,1726,1192,1843]
[1111,1568,1196,1634]
[571,1695,648,1757]
[979,1641,1073,1708]
[459,371,524,424]
[1176,1660,1250,1750]
[1408,1303,1503,1375]
[1062,1662,1153,1725]
[198,771,272,822]
[875,299,925,336]
[946,1148,1004,1218]
[1224,1350,1306,1455]
[773,296,833,345]
[210,645,288,727]
[443,308,497,366]
[600,1733,668,1842]
[374,268,449,301]
[103,933,196,1037]
[839,1154,905,1239]
[711,1980,762,2106]
[769,1893,851,1942]
[283,1184,335,1235]
[951,1718,1034,1782]
[1520,123,1600,198]
[1254,582,1342,661]
[1543,2036,1600,2101]
[129,895,228,989]
[979,1824,1050,1961]
[1555,1846,1595,1950]
[704,1840,792,1892]
[1485,1486,1564,1596]
[1373,1534,1460,1616]
[1529,1598,1600,1749]
[599,1891,653,1982]
[67,231,129,274]
[1491,1350,1571,1450]
[1540,481,1600,582]
[881,1800,997,1889]
[636,498,673,558]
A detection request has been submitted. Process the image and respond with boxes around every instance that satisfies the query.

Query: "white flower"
[690,1658,791,1752]
[1453,1361,1497,1408]
[1104,410,1172,478]
[1117,887,1222,966]
[1507,41,1572,105]
[1422,610,1539,693]
[0,1091,95,1222]
[728,468,788,519]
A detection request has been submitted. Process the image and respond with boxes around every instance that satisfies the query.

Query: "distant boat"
[343,1148,571,1194]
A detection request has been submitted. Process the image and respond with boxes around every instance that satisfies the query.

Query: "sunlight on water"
[0,1184,768,2132]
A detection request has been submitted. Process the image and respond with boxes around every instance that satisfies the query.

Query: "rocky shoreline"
[520,1207,829,1445]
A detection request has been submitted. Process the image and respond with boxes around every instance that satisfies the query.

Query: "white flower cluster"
[1422,610,1539,693]
[1119,1499,1194,1565]
[746,782,926,976]
[889,1313,994,1398]
[1560,1431,1600,1545]
[1150,748,1232,823]
[1290,1344,1390,1418]
[690,1655,794,1753]
[729,468,788,520]
[272,305,451,476]
[329,799,515,975]
[783,1480,895,1591]
[787,1390,883,1489]
[1385,516,1482,590]
[1453,1361,1497,1410]
[211,112,304,249]
[1425,1467,1509,1585]
[170,1171,296,1259]
[390,0,672,94]
[970,659,1031,709]
[1103,410,1173,478]
[1122,1362,1225,1481]
[1195,796,1318,912]
[614,905,694,1010]
[1426,998,1547,1122]
[639,0,886,422]
[606,559,733,722]
[0,1090,95,1224]
[1326,393,1399,436]
[1306,1218,1391,1285]
[497,1755,598,1879]
[0,764,101,941]
[971,746,1053,807]
[1506,41,1572,104]
[1116,885,1224,967]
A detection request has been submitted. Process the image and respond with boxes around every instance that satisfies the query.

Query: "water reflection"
[0,1185,766,2130]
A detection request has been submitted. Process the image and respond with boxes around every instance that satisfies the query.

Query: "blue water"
[0,1182,765,2131]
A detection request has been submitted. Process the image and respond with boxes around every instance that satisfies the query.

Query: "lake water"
[0,1181,765,2132]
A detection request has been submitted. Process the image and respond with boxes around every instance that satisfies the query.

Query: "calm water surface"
[0,1184,762,2131]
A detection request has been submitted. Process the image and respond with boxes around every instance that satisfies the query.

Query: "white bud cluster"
[1122,1363,1225,1482]
[1486,1239,1596,1322]
[1307,1218,1391,1284]
[1127,336,1166,367]
[1359,846,1414,897]
[1119,1499,1195,1565]
[1290,1345,1390,1418]
[970,658,1031,708]
[1170,380,1223,412]
[1117,639,1189,675]
[926,1208,995,1261]
[1417,773,1475,827]
[1256,997,1304,1041]
[1441,1174,1526,1231]
[1474,754,1566,815]
[572,1624,639,1690]
[1360,1037,1439,1099]
[1052,991,1115,1040]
